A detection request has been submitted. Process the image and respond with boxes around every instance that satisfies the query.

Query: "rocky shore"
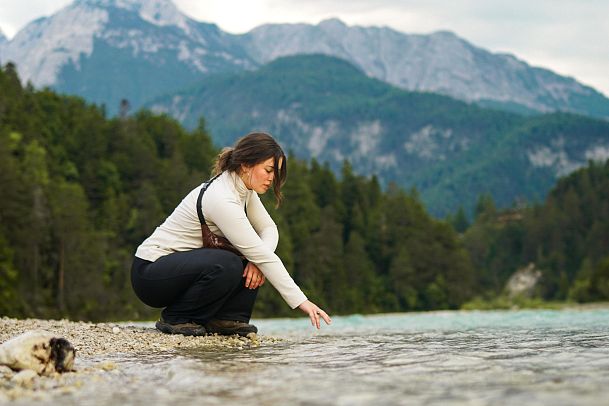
[0,317,278,403]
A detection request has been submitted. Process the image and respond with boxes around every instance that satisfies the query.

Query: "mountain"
[239,19,609,119]
[0,0,255,114]
[2,1,609,119]
[0,28,6,45]
[148,54,609,215]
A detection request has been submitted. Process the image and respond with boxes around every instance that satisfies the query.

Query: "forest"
[1,62,608,321]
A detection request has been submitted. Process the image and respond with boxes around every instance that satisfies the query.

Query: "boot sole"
[155,321,207,336]
[206,327,257,337]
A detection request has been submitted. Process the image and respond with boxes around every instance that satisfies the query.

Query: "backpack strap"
[196,173,221,225]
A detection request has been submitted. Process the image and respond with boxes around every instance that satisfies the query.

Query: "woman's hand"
[243,262,265,289]
[298,300,332,329]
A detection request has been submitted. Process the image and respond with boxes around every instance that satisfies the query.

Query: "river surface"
[17,309,609,405]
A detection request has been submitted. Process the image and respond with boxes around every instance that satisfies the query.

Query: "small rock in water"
[98,361,117,371]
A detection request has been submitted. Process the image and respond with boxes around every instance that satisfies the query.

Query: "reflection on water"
[26,310,609,405]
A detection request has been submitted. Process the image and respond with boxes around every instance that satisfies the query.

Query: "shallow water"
[15,309,609,405]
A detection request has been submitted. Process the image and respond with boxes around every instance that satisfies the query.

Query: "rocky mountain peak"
[75,0,190,30]
[318,18,348,31]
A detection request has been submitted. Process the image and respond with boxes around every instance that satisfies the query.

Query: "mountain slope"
[149,54,609,215]
[2,1,609,119]
[0,0,254,114]
[239,19,609,119]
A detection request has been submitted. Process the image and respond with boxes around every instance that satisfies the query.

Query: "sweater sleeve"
[247,192,279,252]
[205,192,307,309]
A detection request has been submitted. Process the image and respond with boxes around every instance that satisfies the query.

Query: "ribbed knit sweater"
[135,171,307,308]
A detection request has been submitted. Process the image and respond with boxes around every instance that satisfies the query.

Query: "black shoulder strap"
[196,174,221,225]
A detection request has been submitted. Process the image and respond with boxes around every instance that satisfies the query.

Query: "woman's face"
[242,157,282,194]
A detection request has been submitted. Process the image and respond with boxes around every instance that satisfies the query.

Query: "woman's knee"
[213,251,244,283]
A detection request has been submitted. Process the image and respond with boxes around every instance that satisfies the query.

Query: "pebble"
[0,317,283,401]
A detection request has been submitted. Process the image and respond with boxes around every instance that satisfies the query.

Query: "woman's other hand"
[243,262,265,289]
[298,300,332,329]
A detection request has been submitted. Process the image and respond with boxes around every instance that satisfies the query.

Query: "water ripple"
[23,309,609,406]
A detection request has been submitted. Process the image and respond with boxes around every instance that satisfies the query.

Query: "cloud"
[0,0,72,38]
[1,0,608,95]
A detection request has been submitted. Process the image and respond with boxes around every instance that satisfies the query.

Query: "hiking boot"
[155,318,207,336]
[205,319,257,336]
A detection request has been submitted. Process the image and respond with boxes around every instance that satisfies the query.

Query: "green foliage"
[0,62,477,320]
[0,63,216,320]
[463,160,609,304]
[148,54,609,218]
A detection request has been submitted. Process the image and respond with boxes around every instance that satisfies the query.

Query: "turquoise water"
[23,309,609,405]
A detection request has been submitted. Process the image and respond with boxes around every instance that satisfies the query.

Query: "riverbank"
[3,305,609,404]
[0,317,276,402]
[461,296,609,311]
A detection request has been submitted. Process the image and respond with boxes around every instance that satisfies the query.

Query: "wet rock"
[98,361,117,372]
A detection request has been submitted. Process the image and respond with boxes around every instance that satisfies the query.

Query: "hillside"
[463,159,609,302]
[241,19,609,118]
[149,54,609,215]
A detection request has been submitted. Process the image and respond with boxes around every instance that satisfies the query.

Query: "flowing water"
[15,309,609,405]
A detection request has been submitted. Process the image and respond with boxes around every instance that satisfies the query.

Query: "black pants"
[131,249,258,325]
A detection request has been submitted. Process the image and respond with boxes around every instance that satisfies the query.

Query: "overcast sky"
[1,0,608,96]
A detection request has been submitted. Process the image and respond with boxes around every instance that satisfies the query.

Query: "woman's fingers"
[319,309,332,325]
[312,309,331,329]
[244,263,265,289]
[309,312,316,328]
[250,273,259,289]
[309,309,321,329]
[245,267,265,289]
[245,268,253,287]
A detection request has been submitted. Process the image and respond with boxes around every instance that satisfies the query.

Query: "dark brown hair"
[213,132,287,206]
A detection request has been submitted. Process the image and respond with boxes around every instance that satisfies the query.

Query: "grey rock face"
[0,0,255,113]
[1,2,607,119]
[505,263,542,299]
[240,19,609,117]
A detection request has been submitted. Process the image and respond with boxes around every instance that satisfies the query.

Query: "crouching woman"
[131,132,331,336]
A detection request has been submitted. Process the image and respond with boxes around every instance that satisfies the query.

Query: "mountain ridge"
[240,18,609,118]
[148,54,609,215]
[0,0,255,113]
[1,0,608,118]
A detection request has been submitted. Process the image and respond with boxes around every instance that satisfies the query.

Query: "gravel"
[0,317,281,402]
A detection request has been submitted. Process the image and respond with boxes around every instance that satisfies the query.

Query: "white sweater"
[135,171,307,309]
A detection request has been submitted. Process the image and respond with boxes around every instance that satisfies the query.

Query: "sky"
[1,0,608,96]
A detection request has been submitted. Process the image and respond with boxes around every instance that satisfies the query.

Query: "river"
[10,309,609,405]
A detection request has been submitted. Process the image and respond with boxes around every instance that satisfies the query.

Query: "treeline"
[0,63,474,320]
[459,159,609,303]
[256,160,474,316]
[0,63,216,320]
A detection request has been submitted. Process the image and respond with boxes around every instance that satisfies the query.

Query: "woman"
[131,132,331,336]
